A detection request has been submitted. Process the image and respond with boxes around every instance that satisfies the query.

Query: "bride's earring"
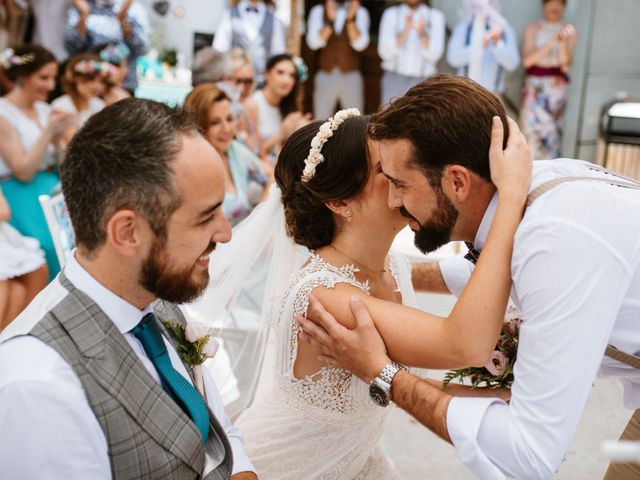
[346,210,352,223]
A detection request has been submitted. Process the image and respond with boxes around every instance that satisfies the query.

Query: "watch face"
[369,382,390,407]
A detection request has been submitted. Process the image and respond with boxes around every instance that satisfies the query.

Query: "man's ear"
[105,209,150,258]
[442,165,473,203]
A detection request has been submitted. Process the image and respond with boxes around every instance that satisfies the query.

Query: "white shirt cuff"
[229,436,256,475]
[447,396,506,480]
[439,254,473,297]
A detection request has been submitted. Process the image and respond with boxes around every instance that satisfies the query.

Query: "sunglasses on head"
[234,77,254,86]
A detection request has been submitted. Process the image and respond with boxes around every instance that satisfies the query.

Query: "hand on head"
[488,116,532,204]
[297,294,390,383]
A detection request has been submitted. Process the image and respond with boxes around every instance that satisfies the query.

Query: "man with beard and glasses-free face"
[0,99,257,479]
[299,74,640,479]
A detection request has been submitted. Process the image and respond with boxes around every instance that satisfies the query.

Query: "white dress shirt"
[213,0,286,55]
[439,159,640,479]
[378,3,445,78]
[305,2,370,52]
[0,253,255,478]
[446,19,520,94]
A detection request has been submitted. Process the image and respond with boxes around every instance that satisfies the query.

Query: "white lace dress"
[235,251,418,479]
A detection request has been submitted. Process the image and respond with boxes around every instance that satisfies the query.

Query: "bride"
[189,109,530,479]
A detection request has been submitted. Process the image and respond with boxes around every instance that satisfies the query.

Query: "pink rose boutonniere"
[443,314,521,389]
[162,320,219,398]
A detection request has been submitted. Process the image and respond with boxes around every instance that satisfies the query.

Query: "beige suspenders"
[525,163,640,370]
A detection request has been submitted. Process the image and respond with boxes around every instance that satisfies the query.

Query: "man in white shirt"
[446,0,519,97]
[306,0,370,119]
[213,0,286,86]
[0,98,256,479]
[377,0,445,105]
[298,75,640,479]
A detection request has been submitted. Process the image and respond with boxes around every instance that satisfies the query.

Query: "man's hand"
[230,472,258,480]
[483,26,503,48]
[324,0,336,23]
[346,0,360,22]
[297,294,390,383]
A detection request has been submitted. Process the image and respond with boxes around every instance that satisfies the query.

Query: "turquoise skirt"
[1,171,61,280]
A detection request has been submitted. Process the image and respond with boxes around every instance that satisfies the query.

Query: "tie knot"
[131,312,167,360]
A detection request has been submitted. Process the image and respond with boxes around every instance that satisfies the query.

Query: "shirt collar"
[473,193,498,251]
[64,251,154,334]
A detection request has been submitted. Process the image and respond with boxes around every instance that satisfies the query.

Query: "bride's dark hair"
[275,115,370,250]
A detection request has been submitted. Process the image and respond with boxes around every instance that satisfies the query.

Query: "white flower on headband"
[301,108,360,183]
[0,48,35,70]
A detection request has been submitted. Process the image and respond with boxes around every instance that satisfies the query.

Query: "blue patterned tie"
[131,313,210,444]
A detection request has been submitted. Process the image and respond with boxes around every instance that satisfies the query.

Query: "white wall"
[138,0,226,65]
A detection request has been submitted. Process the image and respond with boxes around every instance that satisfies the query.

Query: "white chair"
[38,192,75,268]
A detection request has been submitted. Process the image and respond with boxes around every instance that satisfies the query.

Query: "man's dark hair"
[369,74,508,187]
[61,98,199,253]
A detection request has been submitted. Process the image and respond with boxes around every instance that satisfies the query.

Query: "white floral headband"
[0,48,35,70]
[301,108,360,183]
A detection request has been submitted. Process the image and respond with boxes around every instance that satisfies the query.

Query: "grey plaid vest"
[30,273,233,479]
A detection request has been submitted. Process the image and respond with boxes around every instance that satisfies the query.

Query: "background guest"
[93,41,131,105]
[447,0,519,101]
[306,0,370,119]
[29,0,74,61]
[244,53,310,164]
[185,83,267,226]
[213,0,286,87]
[520,0,577,160]
[191,46,233,87]
[228,48,259,153]
[0,44,74,278]
[65,0,149,94]
[378,0,445,105]
[0,186,47,331]
[52,53,110,141]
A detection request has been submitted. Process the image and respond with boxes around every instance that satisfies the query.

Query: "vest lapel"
[154,301,234,477]
[54,274,206,475]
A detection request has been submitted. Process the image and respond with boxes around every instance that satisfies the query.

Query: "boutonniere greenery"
[162,320,219,397]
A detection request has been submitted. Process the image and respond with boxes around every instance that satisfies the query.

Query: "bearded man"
[0,99,257,479]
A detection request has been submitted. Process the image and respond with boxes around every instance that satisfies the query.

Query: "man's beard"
[140,236,215,304]
[402,189,459,254]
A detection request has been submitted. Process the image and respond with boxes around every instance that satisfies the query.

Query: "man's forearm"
[391,370,452,443]
[411,262,449,293]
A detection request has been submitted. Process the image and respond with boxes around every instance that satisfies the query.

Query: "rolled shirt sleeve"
[213,10,233,53]
[377,7,399,62]
[490,24,520,72]
[445,217,632,479]
[202,368,256,476]
[349,7,370,52]
[439,253,473,297]
[421,9,445,64]
[305,5,327,51]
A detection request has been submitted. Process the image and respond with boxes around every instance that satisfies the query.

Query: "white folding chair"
[38,192,75,268]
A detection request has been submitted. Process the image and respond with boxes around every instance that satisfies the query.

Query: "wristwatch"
[369,363,401,407]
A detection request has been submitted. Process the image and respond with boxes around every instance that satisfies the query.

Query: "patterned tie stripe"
[131,313,210,444]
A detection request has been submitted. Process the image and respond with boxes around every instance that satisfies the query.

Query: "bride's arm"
[301,117,531,370]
